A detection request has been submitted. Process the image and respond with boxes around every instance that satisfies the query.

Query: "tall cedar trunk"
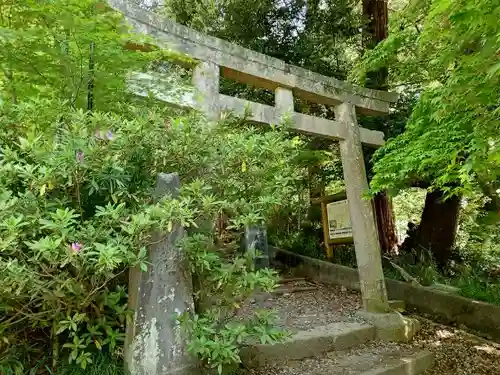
[306,0,328,223]
[307,138,327,223]
[362,0,389,89]
[411,190,461,268]
[373,192,398,253]
[363,0,397,253]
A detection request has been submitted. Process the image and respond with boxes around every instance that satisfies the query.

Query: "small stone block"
[356,311,420,343]
[254,255,270,270]
[358,350,434,375]
[389,300,406,312]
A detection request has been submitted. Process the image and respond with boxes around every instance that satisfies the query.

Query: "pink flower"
[71,242,82,253]
[94,129,114,141]
[75,151,84,162]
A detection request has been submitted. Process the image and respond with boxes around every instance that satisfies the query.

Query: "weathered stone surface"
[128,72,386,146]
[274,86,294,119]
[271,247,361,290]
[192,61,220,121]
[240,322,375,368]
[428,283,460,294]
[109,0,395,341]
[125,173,197,375]
[356,311,420,343]
[335,103,389,313]
[385,279,500,341]
[358,350,434,375]
[243,226,270,270]
[218,94,385,146]
[107,0,398,114]
[388,300,406,312]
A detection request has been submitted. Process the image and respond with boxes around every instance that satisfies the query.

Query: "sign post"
[327,199,353,242]
[315,191,354,260]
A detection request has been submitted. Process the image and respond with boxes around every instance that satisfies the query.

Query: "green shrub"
[456,274,500,306]
[0,100,195,369]
[1,1,306,372]
[57,353,124,375]
[0,98,303,373]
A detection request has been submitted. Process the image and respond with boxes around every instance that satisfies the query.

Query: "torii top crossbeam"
[108,1,397,145]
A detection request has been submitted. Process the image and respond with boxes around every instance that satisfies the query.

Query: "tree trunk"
[404,189,461,268]
[307,138,327,223]
[373,192,398,254]
[363,0,388,42]
[362,0,389,89]
[362,0,397,253]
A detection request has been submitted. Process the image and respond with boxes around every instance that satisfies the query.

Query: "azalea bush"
[0,0,306,373]
[0,100,191,372]
[0,98,303,373]
[179,235,286,374]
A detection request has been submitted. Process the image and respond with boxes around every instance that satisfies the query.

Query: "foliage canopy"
[355,0,500,200]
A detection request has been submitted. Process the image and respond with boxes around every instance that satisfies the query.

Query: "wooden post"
[335,102,389,313]
[320,201,333,259]
[192,61,220,121]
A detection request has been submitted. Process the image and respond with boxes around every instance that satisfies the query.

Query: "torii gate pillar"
[335,103,388,312]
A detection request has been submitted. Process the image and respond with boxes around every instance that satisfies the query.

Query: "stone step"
[246,343,433,375]
[279,277,307,284]
[272,286,317,295]
[241,322,376,368]
[357,350,433,375]
[273,277,317,295]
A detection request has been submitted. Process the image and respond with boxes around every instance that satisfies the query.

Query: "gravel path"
[411,319,500,374]
[247,341,419,375]
[239,280,500,374]
[235,282,364,332]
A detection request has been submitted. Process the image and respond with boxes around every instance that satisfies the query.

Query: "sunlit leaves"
[0,0,150,109]
[179,230,288,372]
[0,2,306,371]
[356,0,500,199]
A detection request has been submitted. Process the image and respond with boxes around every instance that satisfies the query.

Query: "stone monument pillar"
[125,173,197,375]
[243,225,270,270]
[192,61,220,121]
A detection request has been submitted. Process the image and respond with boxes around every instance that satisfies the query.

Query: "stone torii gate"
[108,0,397,314]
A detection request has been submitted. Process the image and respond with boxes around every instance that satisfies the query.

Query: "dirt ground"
[410,319,500,375]
[238,281,500,375]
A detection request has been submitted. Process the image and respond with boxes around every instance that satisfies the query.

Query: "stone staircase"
[237,278,434,375]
